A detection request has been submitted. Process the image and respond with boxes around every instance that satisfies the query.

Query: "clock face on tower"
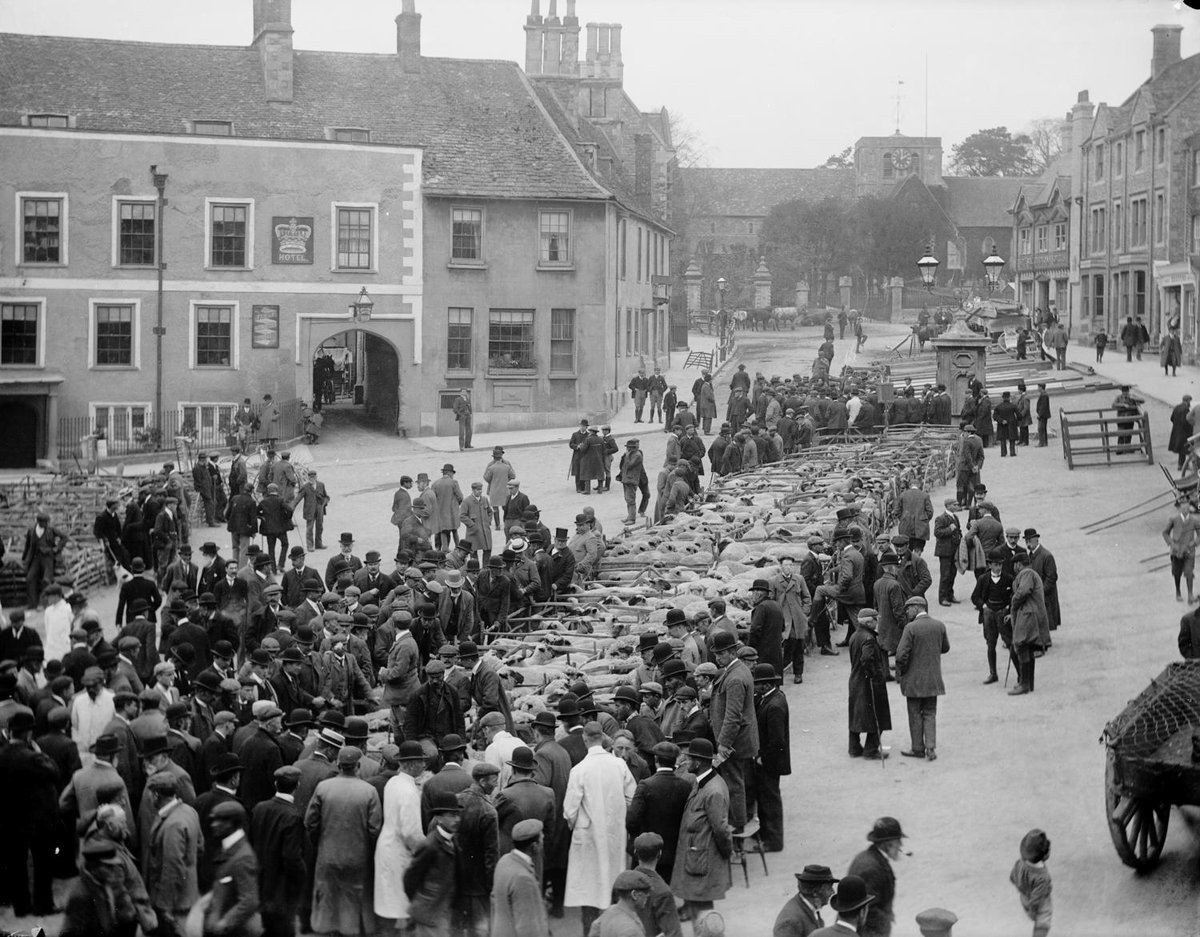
[892,151,915,172]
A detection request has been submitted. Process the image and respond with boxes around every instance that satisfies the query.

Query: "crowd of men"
[0,337,1074,937]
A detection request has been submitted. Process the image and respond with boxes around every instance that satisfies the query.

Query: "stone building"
[0,0,675,464]
[1077,24,1200,355]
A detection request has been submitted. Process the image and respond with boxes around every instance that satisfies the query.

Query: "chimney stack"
[397,0,422,74]
[543,1,562,76]
[561,0,579,78]
[252,0,293,103]
[525,0,544,75]
[1151,24,1183,79]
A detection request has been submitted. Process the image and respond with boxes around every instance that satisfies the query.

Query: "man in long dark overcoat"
[847,610,890,760]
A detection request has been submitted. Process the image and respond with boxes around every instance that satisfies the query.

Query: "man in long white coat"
[563,721,637,936]
[374,741,428,925]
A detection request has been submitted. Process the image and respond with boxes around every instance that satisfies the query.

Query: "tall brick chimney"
[525,0,544,75]
[561,0,579,77]
[252,0,293,103]
[397,0,422,74]
[542,0,562,76]
[1151,24,1183,79]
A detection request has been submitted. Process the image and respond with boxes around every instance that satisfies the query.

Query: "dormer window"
[332,128,370,143]
[27,114,69,128]
[192,120,232,136]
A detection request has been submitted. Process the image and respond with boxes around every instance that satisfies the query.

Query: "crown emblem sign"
[275,218,312,253]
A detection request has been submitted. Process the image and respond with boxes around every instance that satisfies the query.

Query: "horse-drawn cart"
[1100,660,1200,869]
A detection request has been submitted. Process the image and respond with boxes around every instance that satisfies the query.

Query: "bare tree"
[1025,117,1064,174]
[667,110,708,170]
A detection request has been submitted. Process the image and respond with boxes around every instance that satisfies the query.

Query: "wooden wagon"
[1101,660,1200,869]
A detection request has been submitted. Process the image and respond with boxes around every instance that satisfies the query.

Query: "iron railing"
[57,399,304,463]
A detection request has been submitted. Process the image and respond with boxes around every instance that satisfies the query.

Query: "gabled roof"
[680,167,855,217]
[531,83,667,227]
[943,176,1035,228]
[0,32,612,202]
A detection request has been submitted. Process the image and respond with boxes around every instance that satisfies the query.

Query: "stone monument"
[932,302,989,418]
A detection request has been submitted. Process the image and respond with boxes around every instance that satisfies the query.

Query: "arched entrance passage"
[0,399,38,467]
[309,328,401,435]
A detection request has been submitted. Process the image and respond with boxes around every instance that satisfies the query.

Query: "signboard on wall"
[272,217,314,264]
[251,305,280,349]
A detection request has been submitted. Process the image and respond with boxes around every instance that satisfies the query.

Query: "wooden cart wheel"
[1105,747,1170,871]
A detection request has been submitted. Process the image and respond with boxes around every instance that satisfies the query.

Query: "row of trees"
[759,194,951,306]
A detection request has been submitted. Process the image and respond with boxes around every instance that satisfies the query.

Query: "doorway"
[311,329,400,434]
[0,399,39,467]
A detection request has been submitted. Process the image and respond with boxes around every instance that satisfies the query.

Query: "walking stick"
[1003,650,1013,688]
[867,651,886,771]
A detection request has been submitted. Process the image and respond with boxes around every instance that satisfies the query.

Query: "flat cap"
[511,818,544,843]
[613,870,652,892]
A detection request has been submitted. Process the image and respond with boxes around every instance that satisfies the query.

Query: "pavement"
[1085,346,1200,410]
[4,323,1198,936]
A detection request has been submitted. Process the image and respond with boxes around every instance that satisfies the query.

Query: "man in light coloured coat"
[894,597,949,761]
[567,514,603,583]
[374,741,428,926]
[669,738,733,919]
[483,449,514,531]
[305,746,383,937]
[459,482,493,560]
[491,818,550,937]
[563,721,637,937]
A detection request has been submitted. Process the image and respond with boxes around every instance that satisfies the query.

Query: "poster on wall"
[272,216,314,264]
[252,305,280,349]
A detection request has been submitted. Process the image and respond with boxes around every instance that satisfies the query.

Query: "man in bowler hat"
[773,864,839,937]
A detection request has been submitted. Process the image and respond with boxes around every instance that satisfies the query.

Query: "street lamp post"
[716,276,728,344]
[982,249,1006,294]
[916,244,940,292]
[351,286,374,322]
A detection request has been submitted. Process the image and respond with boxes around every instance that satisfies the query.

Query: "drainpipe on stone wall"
[151,166,168,428]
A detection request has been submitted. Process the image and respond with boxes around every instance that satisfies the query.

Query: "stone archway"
[308,326,402,435]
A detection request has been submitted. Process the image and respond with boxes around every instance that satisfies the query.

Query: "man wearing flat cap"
[847,610,890,760]
[238,701,284,810]
[145,770,202,932]
[205,798,261,937]
[491,818,549,937]
[774,864,839,937]
[846,818,906,937]
[455,761,501,937]
[305,745,383,936]
[250,763,306,937]
[594,869,653,937]
[630,831,683,937]
[895,597,948,761]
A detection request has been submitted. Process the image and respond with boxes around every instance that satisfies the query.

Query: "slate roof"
[942,176,1035,228]
[531,84,669,227]
[0,32,611,202]
[680,167,855,217]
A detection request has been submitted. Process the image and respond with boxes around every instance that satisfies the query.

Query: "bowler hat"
[685,738,716,761]
[339,532,355,544]
[288,546,305,559]
[438,733,468,753]
[194,671,222,693]
[660,659,687,679]
[749,579,772,592]
[665,608,687,627]
[710,630,738,652]
[507,746,537,770]
[280,646,305,663]
[209,753,243,779]
[828,875,875,913]
[613,685,641,705]
[752,663,779,683]
[532,710,558,731]
[90,733,121,756]
[556,697,582,718]
[140,735,170,758]
[397,740,427,761]
[651,643,674,665]
[284,707,313,728]
[428,788,462,814]
[637,633,658,652]
[1023,528,1040,539]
